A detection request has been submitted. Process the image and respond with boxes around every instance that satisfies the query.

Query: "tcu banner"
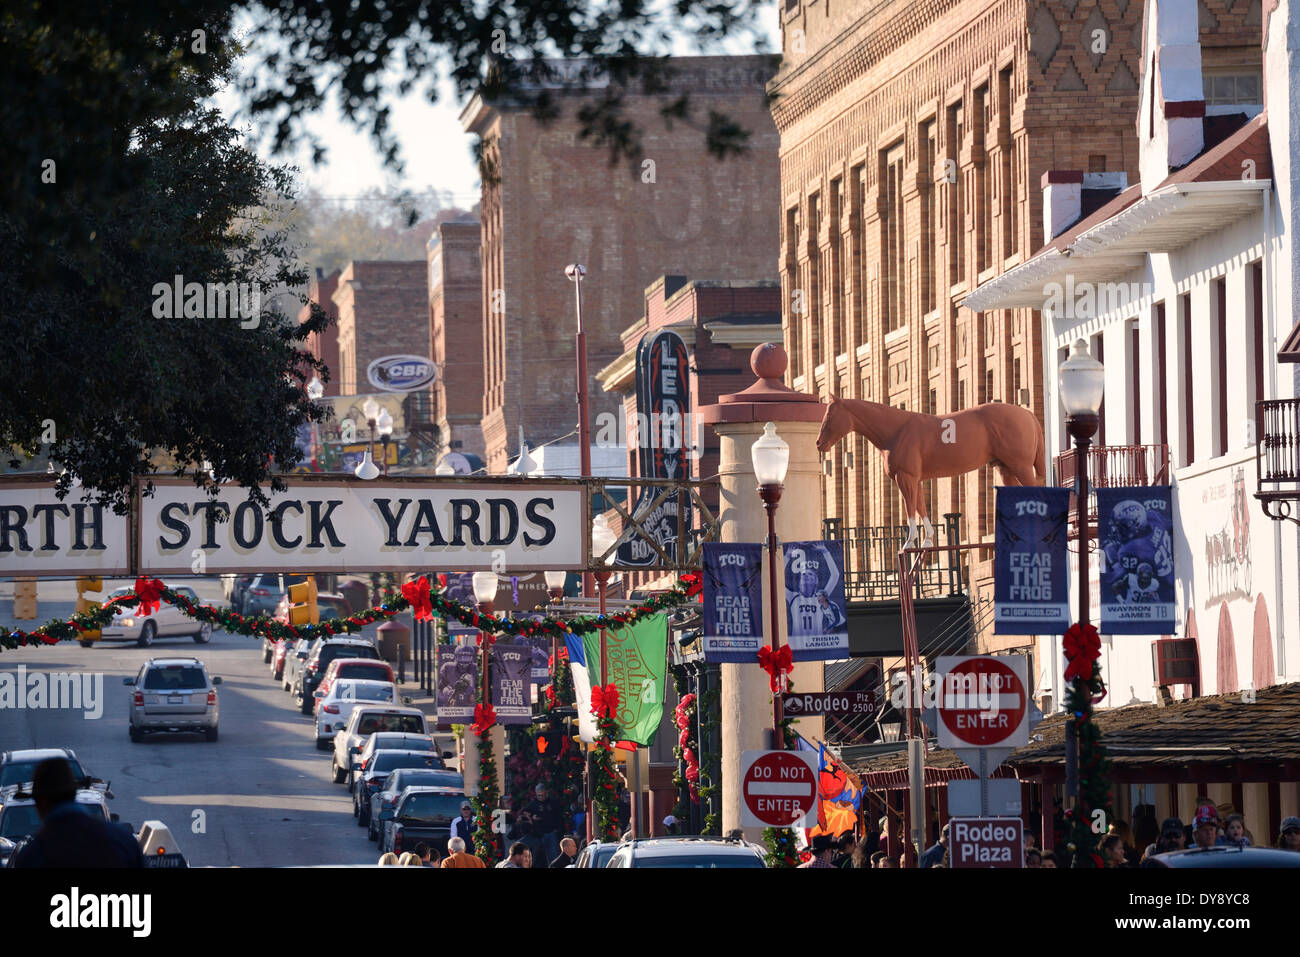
[782,540,849,661]
[491,643,533,724]
[1098,487,1175,634]
[701,543,764,662]
[994,487,1070,634]
[436,645,478,727]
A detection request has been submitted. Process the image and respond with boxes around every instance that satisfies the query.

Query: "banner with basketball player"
[994,486,1071,634]
[782,540,849,661]
[1097,487,1175,634]
[701,542,765,663]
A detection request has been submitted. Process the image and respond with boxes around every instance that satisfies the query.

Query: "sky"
[218,4,780,210]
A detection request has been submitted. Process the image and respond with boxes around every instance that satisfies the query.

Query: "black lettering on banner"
[71,504,106,551]
[232,501,263,549]
[158,503,191,551]
[269,501,303,549]
[404,499,448,547]
[308,500,345,548]
[523,498,556,547]
[194,501,230,550]
[486,499,518,546]
[30,503,69,552]
[0,506,30,553]
[373,498,412,546]
[449,499,484,546]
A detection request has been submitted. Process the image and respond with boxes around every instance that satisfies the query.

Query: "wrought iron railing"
[822,513,966,602]
[1054,443,1171,529]
[1256,398,1300,525]
[595,475,720,572]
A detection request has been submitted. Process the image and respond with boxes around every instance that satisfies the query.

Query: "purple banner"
[436,644,478,727]
[526,633,551,684]
[701,542,764,663]
[491,643,533,724]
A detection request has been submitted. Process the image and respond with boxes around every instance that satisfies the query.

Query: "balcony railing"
[1257,398,1300,523]
[822,513,966,603]
[1054,443,1171,531]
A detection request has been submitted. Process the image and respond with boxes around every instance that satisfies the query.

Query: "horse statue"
[816,396,1045,549]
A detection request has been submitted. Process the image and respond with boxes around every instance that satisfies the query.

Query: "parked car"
[383,786,468,857]
[230,574,258,615]
[278,637,312,688]
[353,750,446,828]
[350,733,441,794]
[238,572,308,617]
[0,782,115,867]
[0,748,90,789]
[313,679,406,749]
[294,637,381,714]
[573,841,621,869]
[606,837,767,868]
[92,585,212,648]
[1143,846,1300,868]
[313,658,396,706]
[367,768,464,842]
[330,705,428,785]
[125,657,222,742]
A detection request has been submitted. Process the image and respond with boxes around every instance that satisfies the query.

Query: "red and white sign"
[936,655,1029,749]
[948,817,1025,868]
[740,749,819,829]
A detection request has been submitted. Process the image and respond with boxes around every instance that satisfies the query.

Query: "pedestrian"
[849,835,875,868]
[1025,848,1042,868]
[919,822,949,868]
[870,851,896,868]
[398,852,423,866]
[1100,833,1129,867]
[725,828,745,841]
[451,800,475,846]
[524,783,563,864]
[413,842,431,866]
[1107,820,1139,865]
[1276,816,1300,851]
[11,758,144,868]
[662,814,680,835]
[377,852,400,866]
[440,836,486,868]
[830,831,856,868]
[797,833,836,868]
[496,842,532,868]
[1133,815,1159,860]
[1191,804,1220,850]
[1038,850,1058,868]
[513,810,546,865]
[1140,817,1186,861]
[550,836,579,868]
[1219,813,1251,847]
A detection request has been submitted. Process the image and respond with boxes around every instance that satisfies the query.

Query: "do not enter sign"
[936,655,1029,749]
[740,749,819,829]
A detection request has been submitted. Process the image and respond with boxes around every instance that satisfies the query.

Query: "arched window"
[1252,595,1275,691]
[1215,603,1238,694]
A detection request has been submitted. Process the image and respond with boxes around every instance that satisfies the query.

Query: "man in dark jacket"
[12,759,144,868]
[450,801,476,846]
[549,837,578,868]
[523,783,563,865]
[918,822,949,869]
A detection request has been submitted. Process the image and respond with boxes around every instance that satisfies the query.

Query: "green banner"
[583,613,668,746]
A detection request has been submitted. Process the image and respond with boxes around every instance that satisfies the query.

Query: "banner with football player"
[436,644,479,728]
[701,542,765,663]
[993,486,1071,634]
[782,540,849,661]
[1097,487,1175,634]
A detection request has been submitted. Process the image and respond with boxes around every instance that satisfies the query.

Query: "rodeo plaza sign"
[0,477,589,576]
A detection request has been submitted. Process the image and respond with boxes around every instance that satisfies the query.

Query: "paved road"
[0,577,406,866]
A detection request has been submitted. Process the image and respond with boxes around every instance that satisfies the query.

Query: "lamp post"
[356,397,381,480]
[1058,339,1105,822]
[376,408,394,476]
[307,375,324,471]
[435,460,456,477]
[589,514,618,843]
[751,422,791,750]
[566,263,595,602]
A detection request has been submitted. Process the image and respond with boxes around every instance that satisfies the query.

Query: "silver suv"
[126,658,222,742]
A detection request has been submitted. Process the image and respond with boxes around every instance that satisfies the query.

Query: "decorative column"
[699,343,826,840]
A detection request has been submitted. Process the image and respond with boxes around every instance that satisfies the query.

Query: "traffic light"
[288,577,319,626]
[12,578,37,620]
[75,576,103,640]
[535,730,564,756]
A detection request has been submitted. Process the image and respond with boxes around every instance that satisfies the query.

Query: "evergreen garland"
[471,728,502,864]
[589,714,622,841]
[1063,661,1113,869]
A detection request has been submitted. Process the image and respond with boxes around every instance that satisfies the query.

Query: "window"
[1090,332,1106,446]
[786,206,800,377]
[1202,71,1262,106]
[1129,319,1142,444]
[809,193,822,367]
[975,84,991,274]
[922,120,938,313]
[1013,358,1022,405]
[984,368,995,404]
[1057,346,1071,452]
[1214,277,1228,457]
[883,143,906,331]
[1180,293,1194,466]
[830,177,845,359]
[999,68,1014,261]
[1154,302,1168,447]
[1250,262,1265,437]
[947,102,965,283]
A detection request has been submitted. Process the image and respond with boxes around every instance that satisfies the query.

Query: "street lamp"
[472,569,499,711]
[751,421,790,750]
[306,375,324,400]
[1058,339,1104,842]
[544,570,567,602]
[435,460,456,477]
[376,408,394,476]
[567,263,595,602]
[355,397,382,480]
[307,375,324,471]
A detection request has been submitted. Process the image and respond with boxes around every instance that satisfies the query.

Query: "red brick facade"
[299,270,341,396]
[461,57,783,474]
[770,0,1260,647]
[332,261,430,398]
[428,220,485,460]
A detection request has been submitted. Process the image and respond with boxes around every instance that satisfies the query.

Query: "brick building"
[428,220,486,461]
[332,260,430,398]
[460,56,782,474]
[769,0,1262,651]
[299,269,342,396]
[598,275,783,588]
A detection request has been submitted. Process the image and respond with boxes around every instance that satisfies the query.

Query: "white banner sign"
[138,479,588,575]
[0,484,131,577]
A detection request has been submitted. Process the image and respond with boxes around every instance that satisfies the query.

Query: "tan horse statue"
[816,397,1045,549]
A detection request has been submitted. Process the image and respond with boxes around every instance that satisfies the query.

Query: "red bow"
[401,576,433,621]
[133,577,165,617]
[757,645,794,693]
[470,702,497,735]
[681,572,702,598]
[1063,623,1101,682]
[590,683,620,720]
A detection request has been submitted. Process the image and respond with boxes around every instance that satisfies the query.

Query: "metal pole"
[762,487,784,749]
[1065,413,1098,812]
[569,264,595,602]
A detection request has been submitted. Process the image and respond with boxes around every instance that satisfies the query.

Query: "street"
[0,578,391,866]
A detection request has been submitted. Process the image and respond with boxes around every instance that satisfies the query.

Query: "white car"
[313,679,407,749]
[330,705,428,785]
[1,784,114,867]
[94,585,213,648]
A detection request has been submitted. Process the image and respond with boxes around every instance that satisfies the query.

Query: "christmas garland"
[762,672,800,869]
[589,685,622,841]
[0,573,695,652]
[471,725,502,864]
[697,683,721,835]
[672,688,700,818]
[1062,625,1112,869]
